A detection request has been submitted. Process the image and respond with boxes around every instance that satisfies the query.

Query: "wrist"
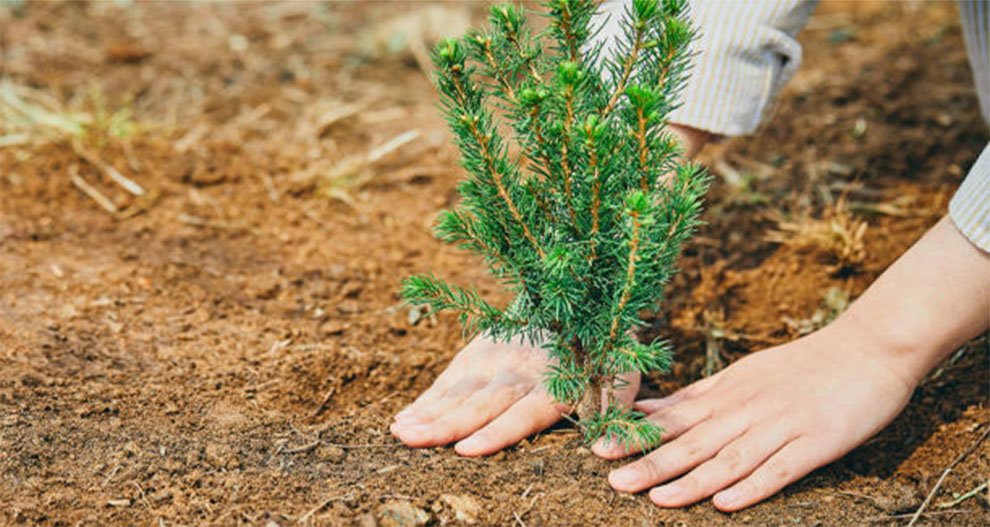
[825,218,989,386]
[667,123,712,159]
[826,307,935,388]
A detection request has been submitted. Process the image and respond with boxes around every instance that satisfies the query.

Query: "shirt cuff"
[669,0,817,136]
[949,143,990,252]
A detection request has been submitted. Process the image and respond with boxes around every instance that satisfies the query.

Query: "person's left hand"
[591,322,916,511]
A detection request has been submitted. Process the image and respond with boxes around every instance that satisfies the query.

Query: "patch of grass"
[766,197,868,269]
[0,81,141,150]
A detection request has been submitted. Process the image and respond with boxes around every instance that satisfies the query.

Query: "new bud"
[557,61,581,86]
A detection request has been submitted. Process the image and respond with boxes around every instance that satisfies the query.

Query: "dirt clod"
[204,443,239,470]
[379,501,431,527]
[440,494,482,524]
[321,444,346,463]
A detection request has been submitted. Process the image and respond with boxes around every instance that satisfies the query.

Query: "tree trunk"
[576,378,603,422]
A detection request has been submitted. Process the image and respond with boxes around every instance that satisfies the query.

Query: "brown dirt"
[1,2,987,526]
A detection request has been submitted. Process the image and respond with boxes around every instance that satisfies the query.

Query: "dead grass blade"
[69,164,119,215]
[309,129,422,202]
[906,424,990,527]
[73,141,145,196]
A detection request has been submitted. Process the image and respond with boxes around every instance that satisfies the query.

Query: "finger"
[614,372,641,407]
[634,374,719,414]
[454,390,566,457]
[592,397,711,460]
[648,420,797,508]
[607,412,745,493]
[393,344,484,424]
[712,436,819,512]
[393,371,487,426]
[391,380,526,447]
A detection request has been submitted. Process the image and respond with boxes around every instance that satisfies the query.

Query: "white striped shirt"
[597,0,990,251]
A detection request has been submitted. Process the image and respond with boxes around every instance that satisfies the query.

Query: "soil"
[1,2,987,526]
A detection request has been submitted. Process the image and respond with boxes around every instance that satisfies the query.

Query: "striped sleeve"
[959,0,989,125]
[949,145,990,252]
[952,1,989,251]
[669,0,819,136]
[593,1,818,136]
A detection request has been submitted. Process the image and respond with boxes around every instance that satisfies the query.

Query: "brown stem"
[467,121,546,259]
[448,68,544,259]
[504,30,543,82]
[608,212,642,342]
[601,26,646,117]
[636,106,650,192]
[558,5,581,63]
[588,130,602,260]
[481,40,555,222]
[560,91,578,225]
[654,47,678,91]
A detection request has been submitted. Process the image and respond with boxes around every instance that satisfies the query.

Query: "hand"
[592,323,916,511]
[390,334,640,456]
[592,215,989,511]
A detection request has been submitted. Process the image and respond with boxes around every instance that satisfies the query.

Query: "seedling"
[403,0,708,450]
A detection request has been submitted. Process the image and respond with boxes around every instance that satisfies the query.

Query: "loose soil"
[1,2,987,526]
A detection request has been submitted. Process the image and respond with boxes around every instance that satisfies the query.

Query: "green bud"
[584,114,599,131]
[625,84,656,108]
[471,32,489,46]
[557,61,580,85]
[664,15,690,42]
[625,190,650,215]
[541,246,571,277]
[434,37,464,68]
[490,3,523,33]
[519,87,547,107]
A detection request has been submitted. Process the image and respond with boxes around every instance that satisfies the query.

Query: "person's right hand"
[390,334,641,456]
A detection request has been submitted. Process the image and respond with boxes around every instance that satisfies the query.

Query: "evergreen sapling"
[403,0,710,451]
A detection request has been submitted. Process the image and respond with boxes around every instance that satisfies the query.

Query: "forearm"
[832,217,990,386]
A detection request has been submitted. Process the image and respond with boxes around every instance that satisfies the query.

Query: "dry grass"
[766,197,868,268]
[1,81,140,149]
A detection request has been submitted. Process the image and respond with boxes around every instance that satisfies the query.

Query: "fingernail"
[456,436,481,452]
[715,489,740,508]
[389,422,405,437]
[593,440,622,458]
[394,412,420,424]
[650,484,678,503]
[605,441,625,455]
[609,468,637,490]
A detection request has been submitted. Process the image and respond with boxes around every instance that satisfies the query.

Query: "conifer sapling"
[403,0,709,451]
